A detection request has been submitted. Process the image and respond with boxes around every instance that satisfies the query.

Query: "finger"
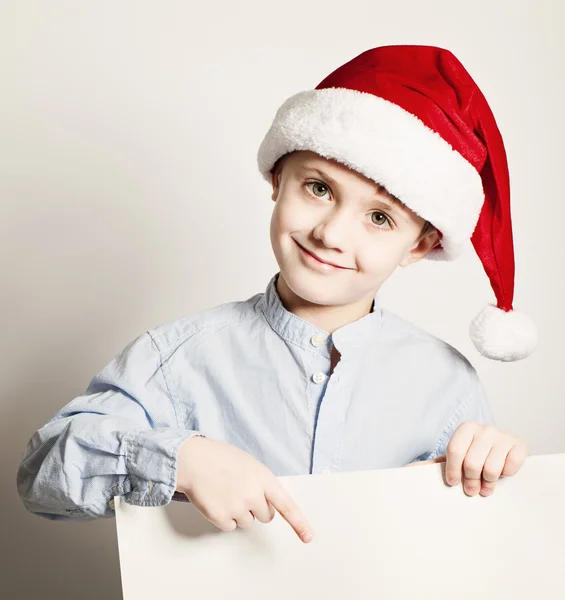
[460,430,498,496]
[251,499,276,524]
[501,440,529,477]
[266,481,314,543]
[235,510,256,529]
[193,500,237,532]
[480,439,515,496]
[445,422,477,485]
[480,478,497,496]
[213,517,237,532]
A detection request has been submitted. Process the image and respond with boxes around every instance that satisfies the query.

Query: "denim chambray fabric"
[17,272,493,520]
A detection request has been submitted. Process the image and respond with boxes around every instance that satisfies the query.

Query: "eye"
[369,211,393,229]
[305,181,330,199]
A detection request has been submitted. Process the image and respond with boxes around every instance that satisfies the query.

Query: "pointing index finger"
[265,481,314,543]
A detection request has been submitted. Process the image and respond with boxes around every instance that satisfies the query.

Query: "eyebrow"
[298,164,409,215]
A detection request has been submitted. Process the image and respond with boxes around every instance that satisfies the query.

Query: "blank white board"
[115,454,565,599]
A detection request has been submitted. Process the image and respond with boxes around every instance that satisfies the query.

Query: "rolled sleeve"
[124,428,201,506]
[17,331,202,519]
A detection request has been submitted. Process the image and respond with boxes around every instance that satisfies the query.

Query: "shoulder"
[87,290,265,388]
[379,307,478,381]
[146,290,264,359]
[378,309,494,431]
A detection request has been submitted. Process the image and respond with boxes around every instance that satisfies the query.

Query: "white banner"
[115,454,565,599]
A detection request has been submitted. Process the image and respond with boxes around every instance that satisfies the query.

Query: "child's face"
[269,151,439,309]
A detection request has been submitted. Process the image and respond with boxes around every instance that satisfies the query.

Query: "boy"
[17,45,537,545]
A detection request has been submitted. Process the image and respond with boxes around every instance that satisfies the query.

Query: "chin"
[279,264,351,306]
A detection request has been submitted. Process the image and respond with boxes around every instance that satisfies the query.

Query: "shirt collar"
[257,272,382,357]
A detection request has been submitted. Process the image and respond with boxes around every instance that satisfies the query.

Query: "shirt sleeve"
[428,367,496,459]
[16,331,202,520]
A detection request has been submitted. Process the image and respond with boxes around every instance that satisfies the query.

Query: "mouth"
[293,239,350,270]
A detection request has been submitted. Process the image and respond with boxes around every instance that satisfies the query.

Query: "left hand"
[404,422,529,497]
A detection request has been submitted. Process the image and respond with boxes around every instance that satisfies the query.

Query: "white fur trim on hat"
[469,304,538,361]
[257,88,485,260]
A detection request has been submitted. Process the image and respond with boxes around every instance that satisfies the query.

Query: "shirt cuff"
[123,428,203,507]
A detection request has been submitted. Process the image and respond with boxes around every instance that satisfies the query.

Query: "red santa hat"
[257,44,537,361]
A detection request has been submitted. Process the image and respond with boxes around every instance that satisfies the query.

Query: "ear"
[271,168,282,202]
[399,229,441,268]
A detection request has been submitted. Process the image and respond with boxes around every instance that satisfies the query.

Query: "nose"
[312,207,353,250]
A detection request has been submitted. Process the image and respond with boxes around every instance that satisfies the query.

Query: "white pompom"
[469,304,538,362]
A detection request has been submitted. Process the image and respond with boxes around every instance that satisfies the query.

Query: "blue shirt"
[17,272,494,520]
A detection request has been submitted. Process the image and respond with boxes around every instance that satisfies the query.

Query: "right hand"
[175,436,314,543]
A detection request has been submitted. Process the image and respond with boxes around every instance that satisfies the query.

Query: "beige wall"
[1,1,563,598]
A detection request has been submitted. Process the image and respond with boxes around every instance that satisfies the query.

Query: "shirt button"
[312,372,326,384]
[108,498,116,511]
[310,334,325,347]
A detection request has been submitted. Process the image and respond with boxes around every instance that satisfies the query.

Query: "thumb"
[430,454,447,463]
[403,455,447,467]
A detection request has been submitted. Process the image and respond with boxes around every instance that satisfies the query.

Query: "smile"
[293,239,350,271]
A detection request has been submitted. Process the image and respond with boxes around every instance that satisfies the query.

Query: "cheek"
[270,202,298,256]
[271,198,313,236]
[356,238,411,273]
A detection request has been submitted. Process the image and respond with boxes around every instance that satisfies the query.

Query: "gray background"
[1,1,563,598]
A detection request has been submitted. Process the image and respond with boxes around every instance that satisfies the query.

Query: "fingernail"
[447,478,459,486]
[301,532,313,543]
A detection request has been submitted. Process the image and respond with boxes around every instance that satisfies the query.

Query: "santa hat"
[256,44,537,362]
